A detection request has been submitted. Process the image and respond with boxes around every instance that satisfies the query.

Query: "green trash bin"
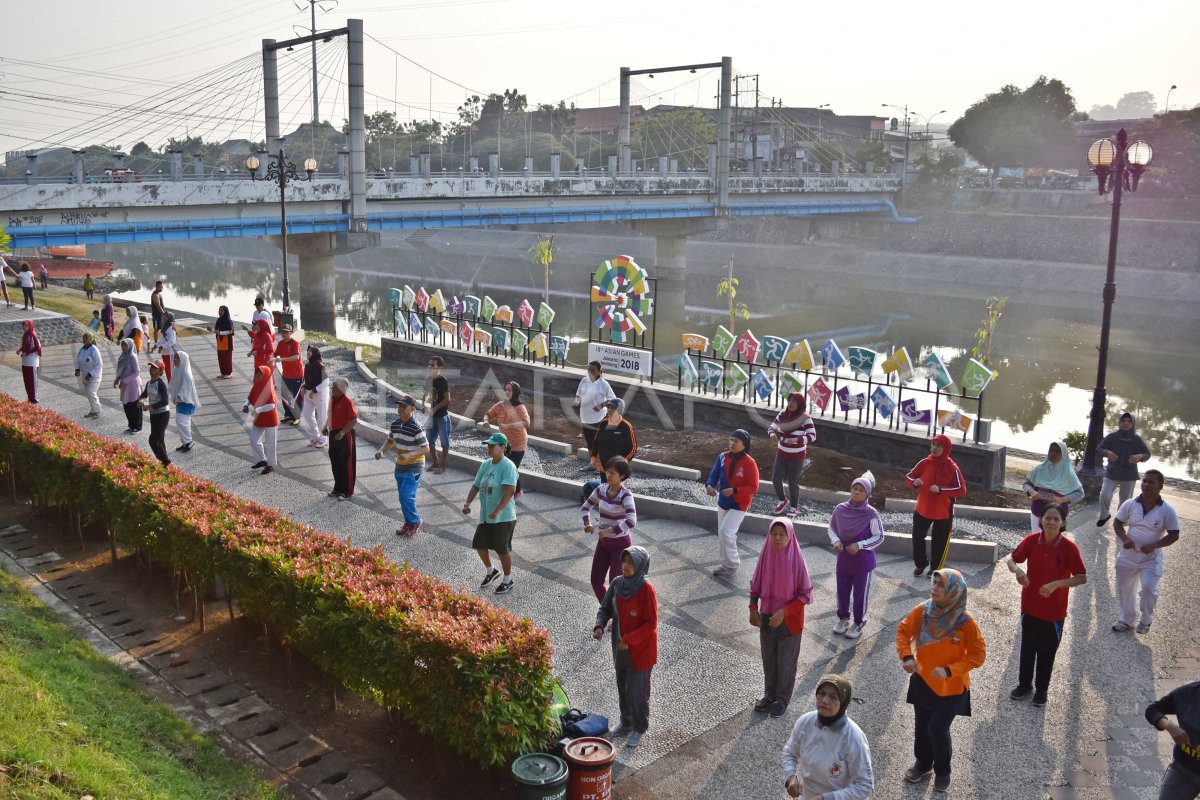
[511,752,568,800]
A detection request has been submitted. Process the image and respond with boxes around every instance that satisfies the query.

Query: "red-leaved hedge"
[0,391,556,766]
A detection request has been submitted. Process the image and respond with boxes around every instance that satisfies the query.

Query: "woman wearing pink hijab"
[749,517,814,718]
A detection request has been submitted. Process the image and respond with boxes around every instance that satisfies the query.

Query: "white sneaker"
[772,500,788,515]
[786,506,799,518]
[845,622,866,639]
[833,618,851,636]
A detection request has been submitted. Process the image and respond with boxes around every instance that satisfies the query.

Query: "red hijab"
[912,434,960,487]
[21,320,41,357]
[249,365,276,407]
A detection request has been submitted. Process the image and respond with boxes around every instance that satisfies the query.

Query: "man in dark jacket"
[589,399,637,476]
[1146,680,1200,799]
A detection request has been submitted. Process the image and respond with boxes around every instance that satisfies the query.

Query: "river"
[94,233,1200,481]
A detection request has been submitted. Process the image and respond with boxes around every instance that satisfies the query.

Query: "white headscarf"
[169,350,201,408]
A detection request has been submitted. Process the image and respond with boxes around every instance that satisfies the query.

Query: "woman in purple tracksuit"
[827,471,885,640]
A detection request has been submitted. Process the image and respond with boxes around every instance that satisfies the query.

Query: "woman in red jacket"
[906,434,967,576]
[594,546,658,749]
[705,429,761,577]
[243,365,279,475]
[248,319,275,370]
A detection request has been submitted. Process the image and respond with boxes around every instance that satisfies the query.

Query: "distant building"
[574,105,645,146]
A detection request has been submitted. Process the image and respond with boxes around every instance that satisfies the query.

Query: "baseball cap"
[483,432,509,447]
[147,359,165,370]
[605,398,625,413]
[395,394,416,407]
[280,324,293,332]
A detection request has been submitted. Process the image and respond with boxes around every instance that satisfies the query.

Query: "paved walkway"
[1,332,1196,799]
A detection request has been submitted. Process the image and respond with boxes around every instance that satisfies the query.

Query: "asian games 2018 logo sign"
[592,255,654,343]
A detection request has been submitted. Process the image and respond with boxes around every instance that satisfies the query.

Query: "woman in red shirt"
[248,319,275,370]
[242,365,279,475]
[593,546,658,749]
[905,434,967,576]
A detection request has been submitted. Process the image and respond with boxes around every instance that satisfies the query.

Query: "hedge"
[0,391,556,766]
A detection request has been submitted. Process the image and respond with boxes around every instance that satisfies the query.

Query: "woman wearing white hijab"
[169,350,201,453]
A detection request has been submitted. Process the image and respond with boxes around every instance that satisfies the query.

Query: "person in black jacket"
[589,399,637,476]
[1146,680,1200,799]
[139,360,171,467]
[1097,412,1152,527]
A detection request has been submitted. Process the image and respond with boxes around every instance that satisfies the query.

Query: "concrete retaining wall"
[380,337,1007,491]
[885,496,1030,523]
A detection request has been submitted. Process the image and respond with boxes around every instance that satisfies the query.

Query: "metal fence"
[389,298,568,369]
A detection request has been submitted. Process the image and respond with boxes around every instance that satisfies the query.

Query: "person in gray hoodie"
[1096,412,1152,527]
[782,674,874,799]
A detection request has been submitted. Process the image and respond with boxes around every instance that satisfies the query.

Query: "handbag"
[562,709,610,738]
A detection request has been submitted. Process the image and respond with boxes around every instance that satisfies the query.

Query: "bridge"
[0,20,905,333]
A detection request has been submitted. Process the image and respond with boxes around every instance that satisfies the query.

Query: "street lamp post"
[1165,84,1177,112]
[1079,129,1153,480]
[245,146,317,313]
[912,109,948,163]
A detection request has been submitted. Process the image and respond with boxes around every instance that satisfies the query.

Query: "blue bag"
[562,711,610,738]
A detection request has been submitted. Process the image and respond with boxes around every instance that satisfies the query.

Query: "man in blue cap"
[463,432,520,594]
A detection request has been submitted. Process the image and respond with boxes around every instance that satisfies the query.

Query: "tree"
[632,109,715,170]
[971,296,1008,377]
[857,139,889,172]
[716,256,750,335]
[527,235,555,304]
[918,149,963,185]
[948,76,1080,169]
[1131,108,1200,195]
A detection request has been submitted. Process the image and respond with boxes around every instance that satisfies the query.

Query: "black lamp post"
[245,147,317,312]
[1079,128,1153,477]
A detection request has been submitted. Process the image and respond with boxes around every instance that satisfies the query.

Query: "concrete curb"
[441,450,997,563]
[885,496,1029,522]
[574,447,702,481]
[756,479,849,505]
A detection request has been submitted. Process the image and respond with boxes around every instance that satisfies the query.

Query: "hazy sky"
[2,0,1196,156]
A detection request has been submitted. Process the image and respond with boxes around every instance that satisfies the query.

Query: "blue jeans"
[428,414,451,449]
[395,470,422,524]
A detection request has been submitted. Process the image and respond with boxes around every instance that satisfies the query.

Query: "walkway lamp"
[244,147,318,313]
[1079,129,1152,480]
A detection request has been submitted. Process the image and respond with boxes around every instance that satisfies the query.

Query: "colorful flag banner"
[473,328,493,348]
[438,319,455,334]
[389,287,402,307]
[393,308,408,336]
[423,315,439,333]
[751,369,774,400]
[491,328,509,352]
[937,409,973,434]
[807,376,832,411]
[529,332,549,359]
[494,305,514,324]
[480,296,498,322]
[784,340,815,370]
[536,302,556,329]
[761,335,790,365]
[819,340,846,371]
[725,362,749,392]
[847,346,880,377]
[458,321,474,347]
[678,353,699,384]
[516,299,535,328]
[711,325,736,359]
[681,333,710,352]
[780,372,805,396]
[881,347,915,383]
[510,328,529,354]
[735,330,761,363]
[414,287,430,312]
[962,358,994,398]
[428,289,447,314]
[870,387,896,418]
[402,285,416,310]
[899,397,932,425]
[549,335,570,360]
[409,312,422,334]
[836,386,866,411]
[464,295,482,318]
[699,361,724,390]
[448,296,466,317]
[923,351,953,390]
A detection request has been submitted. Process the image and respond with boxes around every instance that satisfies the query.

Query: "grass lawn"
[22,288,98,328]
[0,569,283,800]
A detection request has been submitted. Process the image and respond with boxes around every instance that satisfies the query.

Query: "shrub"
[0,391,556,766]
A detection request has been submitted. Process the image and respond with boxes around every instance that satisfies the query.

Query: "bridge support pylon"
[630,219,725,336]
[275,231,379,335]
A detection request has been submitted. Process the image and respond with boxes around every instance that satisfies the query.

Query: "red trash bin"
[563,737,615,800]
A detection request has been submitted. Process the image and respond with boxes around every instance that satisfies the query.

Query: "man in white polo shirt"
[1112,469,1180,635]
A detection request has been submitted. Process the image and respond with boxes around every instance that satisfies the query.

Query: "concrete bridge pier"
[279,231,379,334]
[631,219,725,336]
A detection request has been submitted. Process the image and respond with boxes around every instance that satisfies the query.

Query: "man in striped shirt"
[376,394,430,537]
[581,456,638,602]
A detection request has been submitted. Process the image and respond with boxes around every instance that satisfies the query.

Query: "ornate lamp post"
[245,147,318,312]
[1079,129,1153,479]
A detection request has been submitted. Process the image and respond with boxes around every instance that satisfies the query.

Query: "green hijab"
[816,673,853,726]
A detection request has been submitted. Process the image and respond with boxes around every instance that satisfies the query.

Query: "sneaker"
[772,500,788,515]
[712,566,735,577]
[933,773,951,792]
[913,566,927,577]
[753,697,772,712]
[845,622,866,639]
[609,722,633,737]
[328,491,342,497]
[494,578,514,595]
[626,731,642,748]
[337,494,349,501]
[480,568,501,588]
[1112,621,1133,632]
[1009,685,1033,700]
[1096,515,1111,527]
[260,466,273,475]
[786,506,799,518]
[904,764,934,783]
[768,701,787,718]
[1136,623,1151,634]
[124,428,137,435]
[289,418,300,427]
[251,460,267,469]
[1031,692,1048,707]
[833,618,851,636]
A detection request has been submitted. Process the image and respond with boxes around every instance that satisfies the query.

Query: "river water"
[94,235,1200,481]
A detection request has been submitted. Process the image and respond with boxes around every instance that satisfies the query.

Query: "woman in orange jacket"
[906,434,968,576]
[895,568,986,794]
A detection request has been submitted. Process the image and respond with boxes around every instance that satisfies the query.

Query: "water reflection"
[96,240,1198,479]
